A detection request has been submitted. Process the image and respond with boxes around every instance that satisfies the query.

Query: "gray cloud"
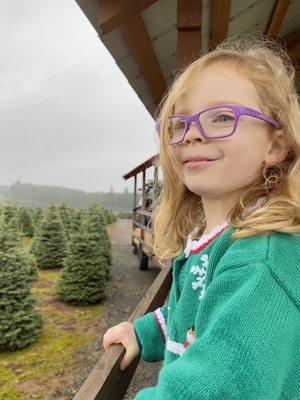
[0,0,158,192]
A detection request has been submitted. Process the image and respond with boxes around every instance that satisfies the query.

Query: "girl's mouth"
[184,159,218,168]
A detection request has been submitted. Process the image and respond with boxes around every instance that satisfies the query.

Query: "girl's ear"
[265,130,290,164]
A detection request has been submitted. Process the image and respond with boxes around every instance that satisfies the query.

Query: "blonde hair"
[149,34,300,266]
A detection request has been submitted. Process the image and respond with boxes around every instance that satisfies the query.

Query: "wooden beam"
[133,175,137,209]
[123,154,158,181]
[99,0,159,35]
[176,0,202,71]
[265,0,291,37]
[119,14,167,104]
[209,0,231,48]
[142,168,146,232]
[281,28,300,50]
[279,29,300,82]
[287,46,300,65]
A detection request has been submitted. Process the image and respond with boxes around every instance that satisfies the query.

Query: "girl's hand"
[102,321,140,371]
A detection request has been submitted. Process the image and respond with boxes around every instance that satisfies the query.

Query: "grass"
[0,238,107,399]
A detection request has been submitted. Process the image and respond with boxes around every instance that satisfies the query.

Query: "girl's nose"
[183,121,207,143]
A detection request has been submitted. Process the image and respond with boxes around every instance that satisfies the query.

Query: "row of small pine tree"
[0,202,116,351]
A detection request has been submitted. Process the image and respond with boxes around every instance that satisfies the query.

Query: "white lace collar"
[183,221,229,259]
[183,196,267,259]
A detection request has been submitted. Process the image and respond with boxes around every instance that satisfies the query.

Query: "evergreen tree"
[71,208,83,233]
[0,227,43,350]
[33,204,67,269]
[58,202,72,240]
[0,220,38,281]
[3,203,17,225]
[109,208,117,223]
[28,206,36,218]
[30,225,39,257]
[31,233,37,256]
[86,205,112,272]
[30,209,44,258]
[99,206,108,225]
[55,229,108,305]
[17,205,35,238]
[69,206,75,216]
[24,251,38,282]
[32,206,44,228]
[102,208,116,225]
[0,219,21,253]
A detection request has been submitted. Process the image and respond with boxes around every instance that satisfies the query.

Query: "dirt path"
[73,218,164,399]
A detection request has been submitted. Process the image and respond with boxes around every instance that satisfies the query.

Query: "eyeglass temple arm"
[155,121,161,135]
[248,109,282,130]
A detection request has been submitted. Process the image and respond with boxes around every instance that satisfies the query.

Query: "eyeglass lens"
[168,107,236,144]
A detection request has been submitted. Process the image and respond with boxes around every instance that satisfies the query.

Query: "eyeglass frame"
[155,104,283,145]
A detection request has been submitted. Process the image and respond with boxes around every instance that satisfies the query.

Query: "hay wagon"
[123,153,162,270]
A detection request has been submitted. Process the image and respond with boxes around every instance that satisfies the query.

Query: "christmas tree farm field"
[0,265,106,400]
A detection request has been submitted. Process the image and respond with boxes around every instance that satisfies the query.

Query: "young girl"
[102,35,300,399]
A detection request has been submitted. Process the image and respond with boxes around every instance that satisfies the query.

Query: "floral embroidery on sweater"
[183,327,196,349]
[190,254,208,300]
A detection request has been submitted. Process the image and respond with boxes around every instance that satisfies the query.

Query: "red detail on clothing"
[183,340,191,349]
[191,226,229,254]
[153,310,166,343]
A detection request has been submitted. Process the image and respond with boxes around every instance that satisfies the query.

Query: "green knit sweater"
[133,226,300,399]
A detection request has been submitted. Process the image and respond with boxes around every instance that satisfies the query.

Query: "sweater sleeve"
[133,261,298,400]
[134,326,142,353]
[133,304,168,362]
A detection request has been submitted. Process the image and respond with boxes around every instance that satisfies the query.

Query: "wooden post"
[133,174,137,209]
[142,169,146,210]
[176,0,202,71]
[133,173,137,228]
[209,0,231,48]
[141,169,146,235]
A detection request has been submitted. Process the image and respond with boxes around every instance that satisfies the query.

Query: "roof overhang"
[122,153,159,180]
[75,0,299,119]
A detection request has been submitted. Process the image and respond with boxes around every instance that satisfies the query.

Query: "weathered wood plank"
[99,0,159,34]
[119,13,167,104]
[210,0,231,48]
[176,0,202,70]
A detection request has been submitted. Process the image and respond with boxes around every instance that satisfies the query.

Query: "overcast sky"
[0,1,159,193]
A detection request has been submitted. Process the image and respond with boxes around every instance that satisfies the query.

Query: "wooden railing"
[135,210,152,218]
[132,220,153,232]
[73,262,173,400]
[132,210,153,231]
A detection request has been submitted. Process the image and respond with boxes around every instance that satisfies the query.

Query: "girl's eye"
[171,119,185,130]
[175,121,184,129]
[212,113,234,123]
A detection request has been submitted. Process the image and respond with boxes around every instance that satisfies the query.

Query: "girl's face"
[173,64,280,200]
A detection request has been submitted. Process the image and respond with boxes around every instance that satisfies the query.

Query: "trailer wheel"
[138,247,149,270]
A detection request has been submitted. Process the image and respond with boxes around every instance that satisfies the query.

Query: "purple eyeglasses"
[155,104,282,145]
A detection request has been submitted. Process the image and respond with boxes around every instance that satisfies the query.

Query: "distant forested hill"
[0,185,10,194]
[3,181,141,210]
